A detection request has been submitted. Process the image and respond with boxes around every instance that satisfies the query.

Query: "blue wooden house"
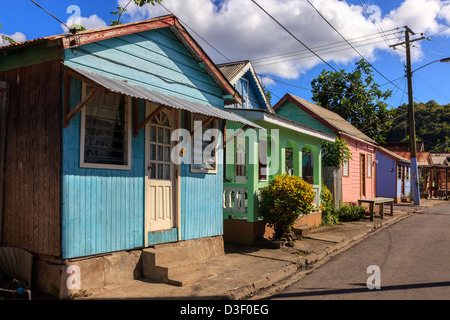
[375,147,411,202]
[0,15,258,297]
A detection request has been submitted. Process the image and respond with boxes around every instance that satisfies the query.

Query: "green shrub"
[320,186,339,226]
[259,174,315,239]
[338,204,367,222]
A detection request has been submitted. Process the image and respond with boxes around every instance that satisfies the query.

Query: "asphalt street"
[270,203,450,300]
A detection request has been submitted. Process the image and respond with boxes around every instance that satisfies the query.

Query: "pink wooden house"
[274,94,378,204]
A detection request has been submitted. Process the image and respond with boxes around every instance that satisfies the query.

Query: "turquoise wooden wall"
[62,78,145,259]
[62,27,226,258]
[64,28,224,109]
[275,101,336,136]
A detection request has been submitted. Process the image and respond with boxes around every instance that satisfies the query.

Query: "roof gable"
[217,60,273,112]
[274,93,378,146]
[0,14,241,106]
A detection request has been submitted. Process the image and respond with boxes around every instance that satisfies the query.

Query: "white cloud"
[0,32,26,47]
[61,14,107,33]
[116,0,450,81]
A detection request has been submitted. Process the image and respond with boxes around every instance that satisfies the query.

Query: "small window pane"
[150,126,156,142]
[158,164,163,179]
[165,129,171,144]
[158,128,163,143]
[164,146,170,162]
[164,164,170,180]
[150,163,156,179]
[150,144,156,161]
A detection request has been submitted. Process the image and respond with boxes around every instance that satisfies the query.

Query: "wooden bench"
[358,197,394,222]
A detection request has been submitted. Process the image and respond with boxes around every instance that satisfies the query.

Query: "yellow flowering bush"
[259,174,315,239]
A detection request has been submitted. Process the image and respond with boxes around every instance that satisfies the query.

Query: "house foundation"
[32,236,224,299]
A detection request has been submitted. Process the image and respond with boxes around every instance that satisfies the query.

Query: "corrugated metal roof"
[228,108,336,142]
[431,155,448,165]
[66,66,260,129]
[377,146,411,163]
[285,94,378,145]
[217,61,248,84]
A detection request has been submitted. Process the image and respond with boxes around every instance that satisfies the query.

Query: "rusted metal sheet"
[61,15,177,49]
[0,247,33,287]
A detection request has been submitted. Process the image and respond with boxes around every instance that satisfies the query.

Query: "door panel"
[145,105,176,240]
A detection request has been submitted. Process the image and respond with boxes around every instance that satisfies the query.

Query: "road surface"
[270,204,450,300]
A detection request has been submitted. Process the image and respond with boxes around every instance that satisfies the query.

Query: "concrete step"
[168,270,213,287]
[141,237,223,286]
[292,225,314,237]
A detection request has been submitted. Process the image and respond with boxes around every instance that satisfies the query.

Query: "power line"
[251,29,400,64]
[358,0,405,68]
[29,0,75,34]
[306,0,409,102]
[252,36,399,67]
[158,2,232,63]
[250,0,339,73]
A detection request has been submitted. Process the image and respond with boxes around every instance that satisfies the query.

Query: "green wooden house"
[217,61,335,243]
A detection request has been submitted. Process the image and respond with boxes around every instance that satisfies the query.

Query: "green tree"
[386,100,450,151]
[311,59,394,143]
[0,23,16,45]
[321,137,352,167]
[111,0,162,25]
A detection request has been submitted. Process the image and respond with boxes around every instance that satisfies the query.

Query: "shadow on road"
[271,281,450,299]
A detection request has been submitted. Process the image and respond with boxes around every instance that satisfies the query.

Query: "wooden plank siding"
[179,111,224,241]
[275,101,336,136]
[0,61,62,257]
[62,78,145,259]
[63,28,224,109]
[341,136,376,203]
[375,151,396,198]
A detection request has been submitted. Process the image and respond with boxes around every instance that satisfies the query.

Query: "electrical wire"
[250,0,339,73]
[306,0,409,104]
[251,30,401,64]
[29,0,74,33]
[252,37,399,67]
[158,2,232,63]
[358,0,405,68]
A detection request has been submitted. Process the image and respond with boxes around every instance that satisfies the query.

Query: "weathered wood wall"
[0,61,62,257]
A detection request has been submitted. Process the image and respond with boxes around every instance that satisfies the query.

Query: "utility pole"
[404,26,422,205]
[389,27,424,205]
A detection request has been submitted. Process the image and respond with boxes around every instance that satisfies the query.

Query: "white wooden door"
[145,104,176,239]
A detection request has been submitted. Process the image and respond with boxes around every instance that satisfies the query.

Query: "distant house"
[375,147,411,202]
[217,62,335,243]
[429,153,449,198]
[274,94,378,204]
[382,143,448,198]
[0,15,259,297]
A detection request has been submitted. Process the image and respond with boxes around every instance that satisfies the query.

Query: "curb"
[240,211,412,300]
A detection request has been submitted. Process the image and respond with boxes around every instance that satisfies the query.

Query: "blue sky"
[1,0,450,110]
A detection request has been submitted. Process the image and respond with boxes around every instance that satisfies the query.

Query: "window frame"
[80,84,132,171]
[367,153,372,178]
[342,159,349,177]
[190,114,219,174]
[258,137,269,182]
